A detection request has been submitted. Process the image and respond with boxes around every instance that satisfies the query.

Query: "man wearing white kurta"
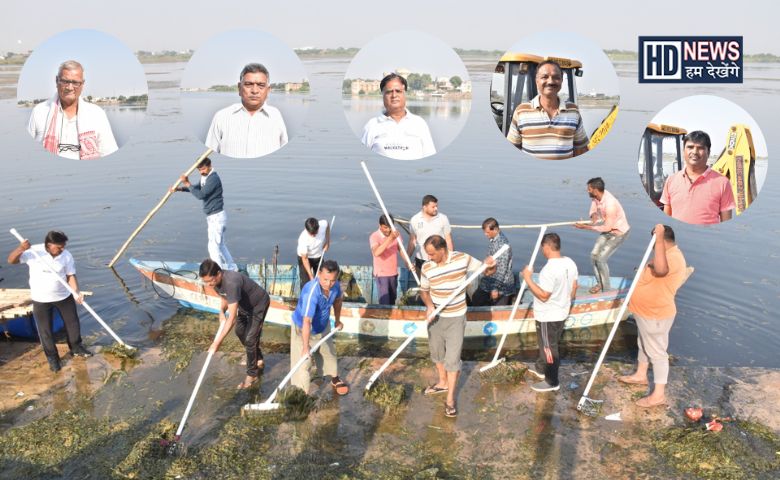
[27,60,118,160]
[361,73,436,160]
[205,63,288,158]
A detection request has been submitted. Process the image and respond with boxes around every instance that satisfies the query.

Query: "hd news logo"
[639,36,743,83]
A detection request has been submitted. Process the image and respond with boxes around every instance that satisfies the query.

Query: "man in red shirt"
[369,214,401,305]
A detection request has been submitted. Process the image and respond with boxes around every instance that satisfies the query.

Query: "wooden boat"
[130,259,632,339]
[0,288,63,339]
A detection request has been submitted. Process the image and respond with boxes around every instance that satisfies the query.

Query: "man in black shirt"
[199,259,270,389]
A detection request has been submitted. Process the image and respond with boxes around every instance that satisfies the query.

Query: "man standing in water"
[200,259,270,389]
[27,60,118,159]
[172,157,236,270]
[618,225,688,407]
[521,232,578,393]
[205,63,288,158]
[506,60,589,159]
[290,260,348,395]
[361,73,436,160]
[8,230,92,372]
[661,130,735,224]
[420,235,496,417]
[575,177,630,294]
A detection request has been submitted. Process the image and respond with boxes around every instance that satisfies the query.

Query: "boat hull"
[130,259,630,339]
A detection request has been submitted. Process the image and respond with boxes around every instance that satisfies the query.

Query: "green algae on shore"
[102,342,139,360]
[653,419,780,479]
[160,312,243,373]
[364,381,406,411]
[479,362,528,384]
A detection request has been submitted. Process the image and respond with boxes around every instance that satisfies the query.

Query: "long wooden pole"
[108,149,212,267]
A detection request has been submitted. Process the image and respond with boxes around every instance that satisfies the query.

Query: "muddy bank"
[1,337,779,480]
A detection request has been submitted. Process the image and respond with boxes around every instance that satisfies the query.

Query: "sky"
[15,29,147,100]
[4,0,778,54]
[180,30,307,88]
[504,31,620,96]
[650,95,768,157]
[344,31,469,81]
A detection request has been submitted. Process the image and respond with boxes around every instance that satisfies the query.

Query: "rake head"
[478,357,506,374]
[241,401,282,416]
[148,434,186,458]
[479,360,527,384]
[577,397,604,417]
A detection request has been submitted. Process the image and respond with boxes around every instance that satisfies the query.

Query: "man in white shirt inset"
[205,63,288,158]
[27,60,118,160]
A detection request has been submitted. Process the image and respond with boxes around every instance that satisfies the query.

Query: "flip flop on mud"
[617,375,649,385]
[635,396,667,408]
[444,402,457,418]
[331,377,349,396]
[424,385,448,395]
[237,376,258,390]
[588,286,602,294]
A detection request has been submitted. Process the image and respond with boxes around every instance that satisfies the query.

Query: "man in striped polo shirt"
[420,235,496,417]
[506,60,589,160]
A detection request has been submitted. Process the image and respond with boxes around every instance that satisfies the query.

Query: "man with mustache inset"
[660,130,735,224]
[27,60,118,160]
[205,63,288,158]
[506,60,589,160]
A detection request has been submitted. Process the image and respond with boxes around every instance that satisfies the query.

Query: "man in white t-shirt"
[407,194,453,275]
[7,230,92,372]
[521,232,578,392]
[296,217,330,289]
[361,73,436,160]
[27,60,118,160]
[205,63,288,158]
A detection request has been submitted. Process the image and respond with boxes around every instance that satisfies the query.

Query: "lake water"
[0,58,778,367]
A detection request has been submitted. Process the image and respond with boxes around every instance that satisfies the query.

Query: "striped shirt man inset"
[506,95,588,160]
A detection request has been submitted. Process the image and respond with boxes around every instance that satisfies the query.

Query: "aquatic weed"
[364,381,406,411]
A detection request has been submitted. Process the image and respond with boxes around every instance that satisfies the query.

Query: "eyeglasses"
[241,81,268,89]
[383,88,405,95]
[58,143,81,153]
[57,78,84,87]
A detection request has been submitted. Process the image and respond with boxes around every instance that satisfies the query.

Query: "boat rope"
[394,218,586,229]
[151,265,198,300]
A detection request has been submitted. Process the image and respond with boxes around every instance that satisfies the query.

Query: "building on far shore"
[351,79,381,95]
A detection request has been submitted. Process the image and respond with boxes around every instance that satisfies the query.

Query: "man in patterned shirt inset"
[471,218,514,306]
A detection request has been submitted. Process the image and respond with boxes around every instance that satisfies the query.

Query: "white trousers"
[206,210,235,269]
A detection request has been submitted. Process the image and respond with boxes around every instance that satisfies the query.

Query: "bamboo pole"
[108,149,212,267]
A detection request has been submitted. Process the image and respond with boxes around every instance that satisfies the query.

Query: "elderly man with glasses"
[27,60,118,159]
[205,62,288,158]
[361,73,436,160]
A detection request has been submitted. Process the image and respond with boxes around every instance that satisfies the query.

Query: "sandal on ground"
[635,396,667,408]
[588,285,603,294]
[444,402,457,418]
[424,385,448,395]
[617,375,649,385]
[331,377,349,396]
[237,376,258,389]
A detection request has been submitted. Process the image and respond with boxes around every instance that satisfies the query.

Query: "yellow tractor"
[638,123,687,207]
[490,53,617,150]
[711,124,757,215]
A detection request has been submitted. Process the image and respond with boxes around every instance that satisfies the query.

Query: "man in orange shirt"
[618,224,687,407]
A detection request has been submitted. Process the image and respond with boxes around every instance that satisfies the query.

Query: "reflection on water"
[0,59,777,368]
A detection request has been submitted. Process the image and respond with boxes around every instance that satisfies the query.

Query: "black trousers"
[470,288,511,307]
[298,256,321,290]
[32,295,83,359]
[236,298,270,378]
[535,320,565,386]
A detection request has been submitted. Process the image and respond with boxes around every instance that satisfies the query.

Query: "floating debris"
[278,385,317,421]
[114,420,180,478]
[653,419,780,479]
[102,342,138,360]
[364,380,406,411]
[479,362,527,384]
[161,312,242,373]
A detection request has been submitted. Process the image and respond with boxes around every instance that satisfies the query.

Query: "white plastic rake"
[576,234,657,417]
[241,327,339,413]
[10,228,135,351]
[479,226,547,374]
[365,244,510,391]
